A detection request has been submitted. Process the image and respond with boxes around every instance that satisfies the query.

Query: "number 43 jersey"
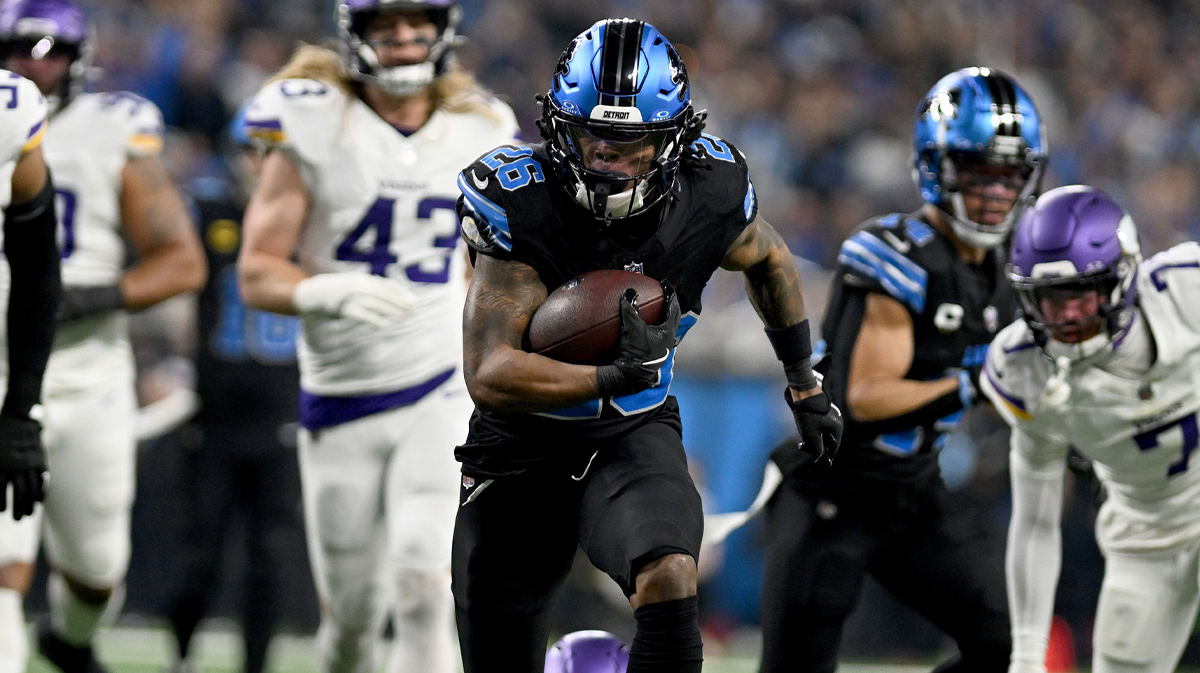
[245,79,518,397]
[983,242,1200,553]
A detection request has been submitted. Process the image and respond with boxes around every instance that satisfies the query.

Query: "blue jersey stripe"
[850,231,927,287]
[839,237,927,312]
[457,173,513,252]
[743,181,757,222]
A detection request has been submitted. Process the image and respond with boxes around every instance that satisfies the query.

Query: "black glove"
[57,284,125,324]
[596,283,682,397]
[0,414,46,520]
[772,389,843,476]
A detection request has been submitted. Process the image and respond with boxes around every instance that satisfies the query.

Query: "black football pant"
[167,421,302,673]
[452,419,704,673]
[759,476,1010,673]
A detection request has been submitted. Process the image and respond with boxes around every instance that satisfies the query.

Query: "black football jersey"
[456,136,757,476]
[817,212,1015,485]
[193,195,299,426]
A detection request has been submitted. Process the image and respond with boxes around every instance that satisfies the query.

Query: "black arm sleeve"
[2,175,61,418]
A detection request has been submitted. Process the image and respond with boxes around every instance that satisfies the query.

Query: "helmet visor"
[563,123,673,179]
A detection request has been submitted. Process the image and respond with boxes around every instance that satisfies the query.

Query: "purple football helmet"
[545,631,629,673]
[336,0,461,97]
[0,0,92,112]
[1009,185,1141,356]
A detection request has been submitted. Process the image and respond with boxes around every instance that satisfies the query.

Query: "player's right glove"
[293,272,418,327]
[596,283,681,397]
[0,414,47,520]
[772,389,843,476]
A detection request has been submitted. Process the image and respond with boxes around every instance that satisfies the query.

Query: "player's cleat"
[36,619,111,673]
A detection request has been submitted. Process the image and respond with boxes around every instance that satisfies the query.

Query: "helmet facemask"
[925,143,1044,249]
[337,2,461,97]
[547,105,688,222]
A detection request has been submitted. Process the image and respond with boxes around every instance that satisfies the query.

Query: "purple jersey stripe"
[244,118,283,130]
[299,368,456,430]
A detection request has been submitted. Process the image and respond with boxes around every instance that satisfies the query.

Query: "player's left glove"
[772,388,843,476]
[0,414,46,520]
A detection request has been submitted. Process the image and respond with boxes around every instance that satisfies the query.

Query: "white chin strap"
[575,181,651,218]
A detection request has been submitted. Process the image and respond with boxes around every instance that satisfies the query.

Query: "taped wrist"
[58,284,125,323]
[767,320,817,391]
[2,177,62,418]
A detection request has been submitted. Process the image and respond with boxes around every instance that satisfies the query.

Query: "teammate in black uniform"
[758,68,1047,673]
[453,19,841,673]
[166,112,302,673]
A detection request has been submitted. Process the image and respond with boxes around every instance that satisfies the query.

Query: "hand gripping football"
[527,269,666,365]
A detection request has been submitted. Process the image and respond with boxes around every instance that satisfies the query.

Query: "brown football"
[527,269,665,365]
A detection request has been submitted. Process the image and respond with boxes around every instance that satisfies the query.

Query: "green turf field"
[25,625,936,673]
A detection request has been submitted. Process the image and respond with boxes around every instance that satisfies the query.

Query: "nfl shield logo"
[625,261,644,274]
[462,476,476,489]
[984,306,999,333]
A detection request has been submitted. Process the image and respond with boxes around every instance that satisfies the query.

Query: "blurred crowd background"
[53,0,1200,666]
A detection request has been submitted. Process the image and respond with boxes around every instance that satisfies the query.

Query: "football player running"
[238,2,518,672]
[759,67,1046,673]
[454,18,840,673]
[0,67,61,673]
[0,1,206,671]
[983,185,1200,673]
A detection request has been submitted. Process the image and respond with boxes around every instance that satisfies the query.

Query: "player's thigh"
[298,416,390,556]
[40,381,137,587]
[763,483,877,621]
[384,387,470,569]
[452,467,582,613]
[578,420,703,597]
[871,488,1009,646]
[1092,547,1200,673]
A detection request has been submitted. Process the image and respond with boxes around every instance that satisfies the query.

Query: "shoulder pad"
[456,143,544,255]
[837,217,929,313]
[877,213,936,247]
[686,133,756,223]
[981,320,1042,425]
[0,72,47,162]
[244,79,346,158]
[1135,242,1200,363]
[84,92,165,157]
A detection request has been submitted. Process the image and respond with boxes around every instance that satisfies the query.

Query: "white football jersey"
[984,242,1200,553]
[0,71,49,379]
[245,78,519,396]
[39,92,164,395]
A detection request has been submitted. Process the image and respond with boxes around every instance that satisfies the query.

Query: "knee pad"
[1095,584,1158,665]
[393,569,451,627]
[389,516,451,570]
[44,524,130,589]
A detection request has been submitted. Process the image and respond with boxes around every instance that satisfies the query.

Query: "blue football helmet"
[541,18,693,222]
[913,67,1047,248]
[0,0,92,112]
[337,0,462,97]
[545,631,629,673]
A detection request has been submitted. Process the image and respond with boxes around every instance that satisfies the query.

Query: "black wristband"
[765,320,813,364]
[596,365,623,398]
[58,284,126,323]
[784,357,818,391]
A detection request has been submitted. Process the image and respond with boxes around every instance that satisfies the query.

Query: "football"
[527,269,665,365]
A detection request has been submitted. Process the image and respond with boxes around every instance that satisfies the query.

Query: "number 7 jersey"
[245,79,519,396]
[983,242,1200,553]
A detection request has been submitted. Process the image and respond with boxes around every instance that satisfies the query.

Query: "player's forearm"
[1006,450,1065,667]
[742,246,807,329]
[237,249,308,315]
[466,347,606,413]
[846,374,960,422]
[120,239,206,311]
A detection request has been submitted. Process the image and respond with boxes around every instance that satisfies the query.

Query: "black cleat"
[36,619,111,673]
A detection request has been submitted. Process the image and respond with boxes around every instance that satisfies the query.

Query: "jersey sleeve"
[108,93,165,158]
[243,79,344,184]
[836,218,929,314]
[0,72,48,163]
[1135,242,1200,364]
[456,144,531,261]
[688,133,757,246]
